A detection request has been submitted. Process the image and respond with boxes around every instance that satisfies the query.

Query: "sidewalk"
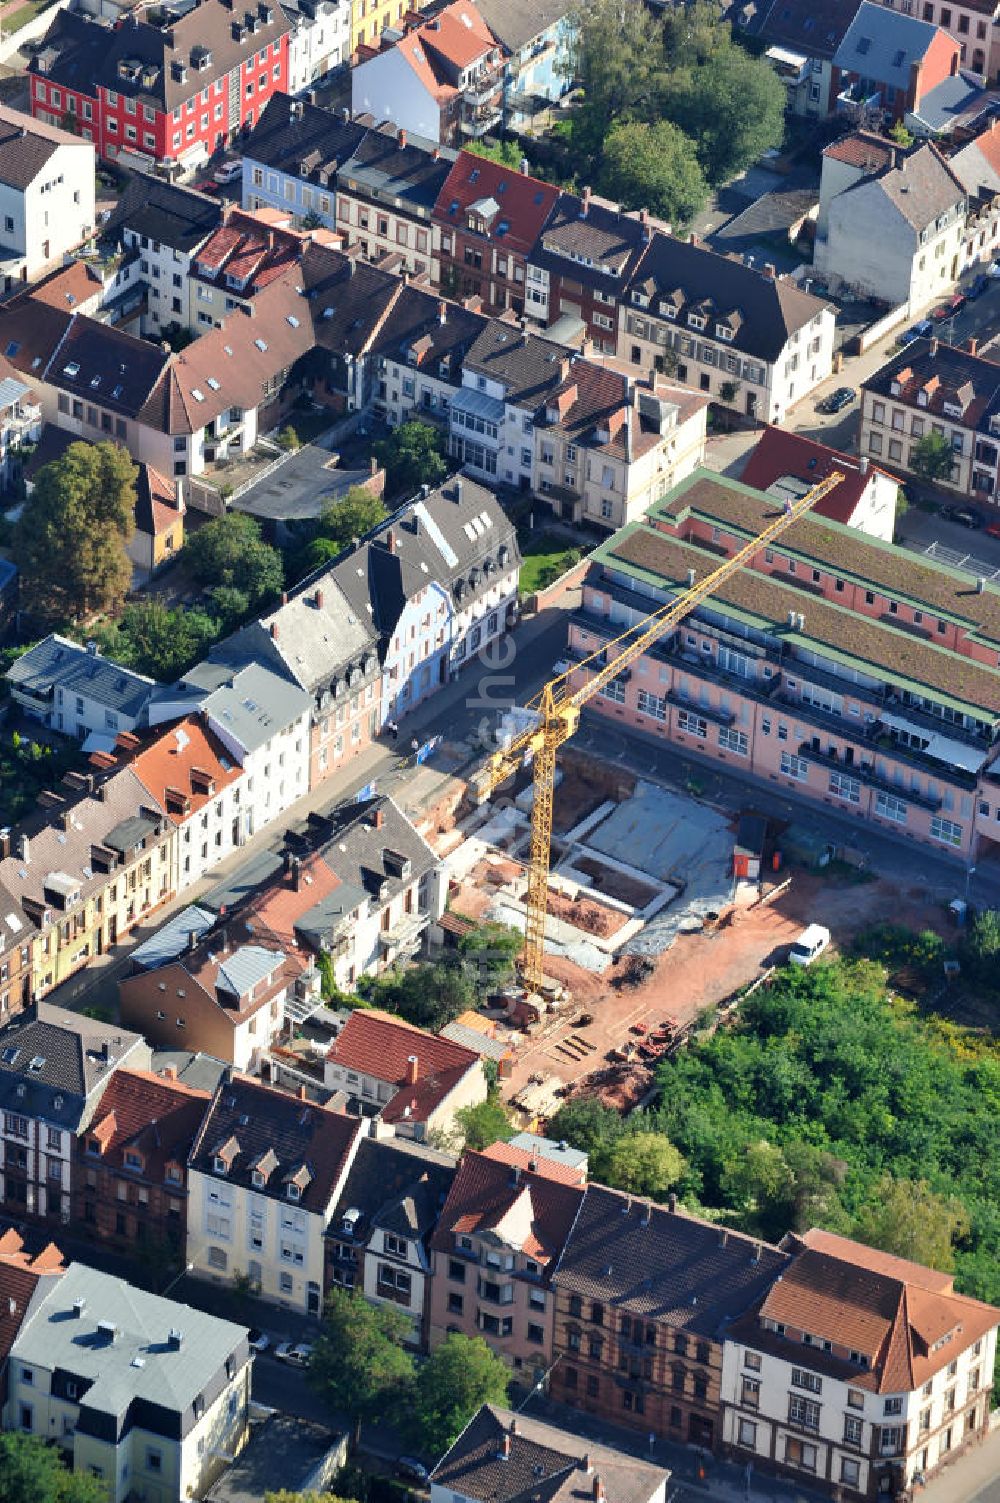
[916,1422,1000,1503]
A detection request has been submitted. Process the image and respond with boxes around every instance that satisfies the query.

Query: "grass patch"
[518,531,582,596]
[6,0,56,30]
[281,409,338,447]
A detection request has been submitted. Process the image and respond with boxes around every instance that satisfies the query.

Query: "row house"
[525,189,651,355]
[860,335,1000,505]
[721,1228,999,1499]
[75,1066,209,1267]
[434,151,560,316]
[739,427,899,543]
[241,94,367,231]
[831,2,961,124]
[284,0,352,94]
[0,1003,148,1226]
[568,468,1000,863]
[118,919,313,1072]
[371,281,488,431]
[350,0,417,58]
[325,1134,455,1343]
[184,207,304,335]
[0,105,95,288]
[129,717,246,892]
[351,1,506,146]
[5,1260,251,1503]
[427,1147,584,1378]
[187,1074,364,1314]
[334,124,454,279]
[29,0,291,171]
[0,767,174,999]
[103,172,224,338]
[549,1186,786,1451]
[7,635,155,746]
[324,1007,486,1140]
[618,233,835,424]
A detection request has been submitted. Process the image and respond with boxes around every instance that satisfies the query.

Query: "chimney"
[315,587,324,609]
[510,1419,519,1436]
[293,855,303,891]
[968,336,979,356]
[688,231,697,246]
[639,207,650,242]
[406,1054,419,1084]
[432,146,440,160]
[439,299,447,325]
[582,1455,593,1476]
[72,1297,86,1318]
[0,830,10,859]
[502,1434,512,1459]
[764,263,776,280]
[174,478,185,511]
[593,1477,605,1503]
[161,1064,178,1081]
[188,929,200,951]
[386,529,396,553]
[667,1192,677,1213]
[719,1228,728,1247]
[859,455,869,475]
[298,1084,308,1100]
[270,621,279,639]
[580,185,591,219]
[167,1328,183,1350]
[930,337,939,357]
[18,834,29,865]
[373,807,384,830]
[281,590,288,606]
[398,127,407,148]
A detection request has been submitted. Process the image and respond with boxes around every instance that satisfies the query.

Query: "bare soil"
[572,855,658,909]
[546,887,630,938]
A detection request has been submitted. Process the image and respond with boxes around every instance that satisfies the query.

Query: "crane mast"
[475,470,845,993]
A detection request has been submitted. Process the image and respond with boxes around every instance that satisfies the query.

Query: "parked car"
[900,319,933,344]
[818,386,855,414]
[213,158,243,184]
[967,273,990,300]
[247,1328,270,1354]
[990,260,1000,278]
[931,303,952,322]
[396,1458,430,1485]
[788,924,831,967]
[947,292,966,315]
[949,505,984,529]
[985,519,1000,538]
[275,1341,313,1368]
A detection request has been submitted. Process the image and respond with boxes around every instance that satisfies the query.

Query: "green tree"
[277,425,301,451]
[407,1334,510,1458]
[316,486,389,553]
[661,0,731,67]
[359,959,474,1033]
[604,1131,686,1199]
[600,120,708,227]
[95,599,220,682]
[889,121,914,148]
[465,139,525,170]
[961,908,1000,986]
[15,440,136,625]
[310,1289,415,1444]
[455,1092,514,1151]
[374,421,448,497]
[855,1176,970,1273]
[563,0,665,159]
[457,921,523,993]
[0,1433,109,1503]
[911,430,955,483]
[547,1097,625,1164]
[185,512,283,607]
[660,46,785,185]
[265,1493,357,1503]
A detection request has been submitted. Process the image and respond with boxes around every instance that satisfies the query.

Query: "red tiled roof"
[131,717,243,825]
[431,1149,583,1269]
[419,2,497,68]
[85,1067,208,1177]
[327,1007,478,1085]
[433,152,559,258]
[798,1229,955,1291]
[823,132,897,173]
[241,852,341,948]
[0,1230,65,1365]
[739,425,899,525]
[483,1140,587,1187]
[134,463,182,540]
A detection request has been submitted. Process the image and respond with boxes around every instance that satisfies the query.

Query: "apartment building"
[550,1186,787,1448]
[242,94,366,230]
[739,428,899,542]
[473,0,574,132]
[434,152,560,316]
[371,282,488,429]
[129,717,246,893]
[326,1135,456,1342]
[185,208,303,335]
[187,1075,363,1313]
[861,337,1000,506]
[619,234,834,423]
[334,125,454,278]
[102,172,223,338]
[831,3,962,124]
[427,1148,584,1374]
[29,0,291,170]
[724,0,860,117]
[567,468,1000,862]
[284,0,351,93]
[6,635,155,745]
[351,2,505,146]
[0,106,95,287]
[0,1232,65,1412]
[879,0,999,80]
[5,1261,251,1503]
[720,1229,999,1499]
[0,1004,148,1226]
[324,1008,486,1141]
[75,1066,209,1264]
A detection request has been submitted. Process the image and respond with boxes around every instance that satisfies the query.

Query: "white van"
[788,923,831,967]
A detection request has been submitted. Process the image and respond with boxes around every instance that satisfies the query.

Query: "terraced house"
[567,468,1000,863]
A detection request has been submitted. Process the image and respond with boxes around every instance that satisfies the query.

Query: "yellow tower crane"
[472,470,845,994]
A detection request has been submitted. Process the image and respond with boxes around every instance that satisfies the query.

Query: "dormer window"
[687,313,706,331]
[917,390,928,407]
[165,1162,182,1185]
[890,380,902,397]
[123,1149,143,1172]
[661,302,678,320]
[286,1182,301,1202]
[716,324,734,342]
[213,1155,228,1176]
[632,291,649,308]
[252,1169,265,1189]
[86,1136,101,1156]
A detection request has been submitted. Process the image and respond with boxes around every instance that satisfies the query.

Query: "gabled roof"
[0,1231,65,1369]
[188,1075,362,1215]
[327,1007,478,1090]
[431,1149,583,1270]
[337,120,457,214]
[823,131,898,173]
[328,1134,456,1245]
[833,141,966,233]
[833,0,944,83]
[553,1183,787,1334]
[84,1066,208,1177]
[7,634,155,718]
[134,463,182,541]
[949,116,1000,196]
[533,193,650,291]
[369,283,487,380]
[31,0,291,113]
[130,717,243,825]
[434,152,559,258]
[242,91,369,179]
[249,571,379,693]
[432,1405,667,1503]
[303,794,438,939]
[0,1003,146,1129]
[0,103,85,192]
[104,171,223,256]
[239,852,343,949]
[46,313,172,422]
[725,0,859,60]
[472,0,567,52]
[862,336,1000,436]
[739,425,899,525]
[625,232,830,364]
[482,1140,587,1187]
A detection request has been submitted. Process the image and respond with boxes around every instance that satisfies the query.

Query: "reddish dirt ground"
[546,887,630,938]
[498,870,954,1107]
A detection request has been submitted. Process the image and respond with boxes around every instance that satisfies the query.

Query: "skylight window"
[191,388,206,402]
[63,362,80,378]
[207,376,220,390]
[254,338,268,352]
[5,342,18,358]
[286,314,299,327]
[90,375,101,388]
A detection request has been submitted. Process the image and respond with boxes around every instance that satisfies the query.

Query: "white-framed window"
[780,751,809,781]
[829,770,860,804]
[601,677,627,704]
[637,689,666,721]
[930,814,962,847]
[875,790,907,824]
[718,726,748,756]
[677,709,707,739]
[840,1458,860,1488]
[737,1418,756,1447]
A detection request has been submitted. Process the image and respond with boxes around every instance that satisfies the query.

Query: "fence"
[851,300,911,356]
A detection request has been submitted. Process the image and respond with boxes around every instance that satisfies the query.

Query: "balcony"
[797,741,945,811]
[460,103,503,137]
[765,45,809,88]
[836,81,882,121]
[379,912,425,954]
[477,1275,514,1306]
[463,69,504,106]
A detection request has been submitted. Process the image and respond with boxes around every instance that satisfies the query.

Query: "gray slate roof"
[131,904,216,971]
[104,172,223,255]
[834,0,939,82]
[553,1184,788,1337]
[0,106,68,192]
[242,92,369,180]
[471,0,567,52]
[11,1261,249,1430]
[508,1133,588,1172]
[0,1003,147,1130]
[197,661,311,752]
[249,568,380,694]
[7,635,155,718]
[310,794,438,929]
[432,1405,668,1503]
[328,1134,456,1246]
